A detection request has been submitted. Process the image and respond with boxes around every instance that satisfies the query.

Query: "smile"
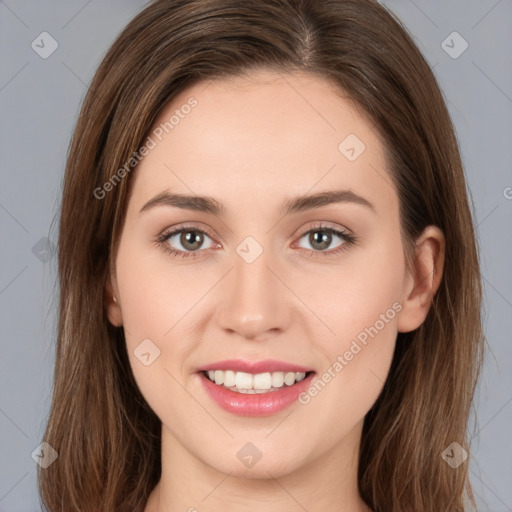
[197,360,316,416]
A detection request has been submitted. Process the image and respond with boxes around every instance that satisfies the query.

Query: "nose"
[216,242,293,341]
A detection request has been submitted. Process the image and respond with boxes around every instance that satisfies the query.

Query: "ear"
[397,225,445,333]
[104,273,123,327]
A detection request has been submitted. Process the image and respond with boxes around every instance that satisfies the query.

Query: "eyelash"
[154,222,357,259]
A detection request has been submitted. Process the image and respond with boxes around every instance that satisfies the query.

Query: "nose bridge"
[217,236,290,339]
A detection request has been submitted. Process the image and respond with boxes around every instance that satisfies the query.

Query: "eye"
[295,223,357,256]
[155,222,357,260]
[155,225,218,259]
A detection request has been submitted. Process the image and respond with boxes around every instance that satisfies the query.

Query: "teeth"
[235,371,253,389]
[284,372,296,386]
[204,370,307,392]
[254,372,272,390]
[214,370,224,385]
[271,372,284,388]
[223,370,236,387]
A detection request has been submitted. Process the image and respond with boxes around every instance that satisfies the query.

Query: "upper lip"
[196,359,314,374]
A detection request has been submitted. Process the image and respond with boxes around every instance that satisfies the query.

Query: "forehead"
[128,70,396,216]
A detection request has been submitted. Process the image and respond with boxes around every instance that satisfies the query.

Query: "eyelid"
[157,220,351,242]
[157,222,218,242]
[156,220,356,258]
[295,221,352,239]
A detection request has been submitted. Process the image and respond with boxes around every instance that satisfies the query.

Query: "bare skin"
[105,70,444,512]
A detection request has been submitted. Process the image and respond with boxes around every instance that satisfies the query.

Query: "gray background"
[0,1,511,510]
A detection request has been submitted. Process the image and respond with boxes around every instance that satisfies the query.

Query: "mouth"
[195,360,316,416]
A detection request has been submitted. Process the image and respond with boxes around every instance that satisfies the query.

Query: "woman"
[38,0,484,510]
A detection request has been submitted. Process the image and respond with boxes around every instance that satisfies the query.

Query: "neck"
[145,420,372,512]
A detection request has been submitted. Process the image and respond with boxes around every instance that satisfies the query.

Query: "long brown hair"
[38,0,485,510]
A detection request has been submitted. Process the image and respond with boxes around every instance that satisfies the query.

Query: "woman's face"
[107,70,427,479]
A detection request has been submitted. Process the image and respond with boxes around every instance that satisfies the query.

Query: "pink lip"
[198,371,315,416]
[196,359,313,373]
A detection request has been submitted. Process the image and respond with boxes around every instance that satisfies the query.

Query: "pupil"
[310,231,331,250]
[181,231,203,251]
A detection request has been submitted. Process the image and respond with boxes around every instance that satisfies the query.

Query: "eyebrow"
[139,188,376,216]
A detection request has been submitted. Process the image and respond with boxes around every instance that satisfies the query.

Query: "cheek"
[306,237,404,353]
[297,237,404,414]
[114,234,210,344]
[113,238,179,398]
[114,236,218,411]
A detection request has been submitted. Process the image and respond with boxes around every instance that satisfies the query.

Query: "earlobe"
[104,275,123,327]
[397,226,445,333]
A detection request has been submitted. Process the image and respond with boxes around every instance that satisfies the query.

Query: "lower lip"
[198,372,315,416]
